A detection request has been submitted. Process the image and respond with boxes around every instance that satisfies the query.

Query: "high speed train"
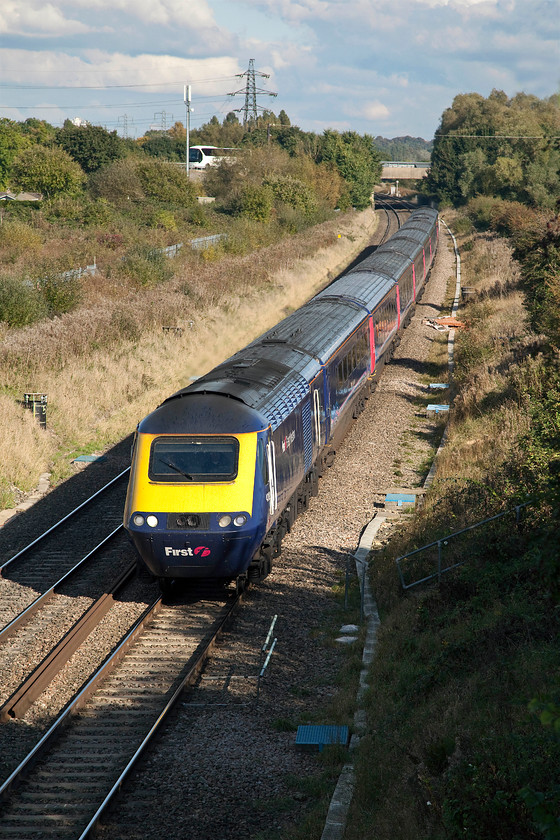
[123,206,439,592]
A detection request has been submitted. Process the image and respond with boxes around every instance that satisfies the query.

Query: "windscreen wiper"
[160,458,193,480]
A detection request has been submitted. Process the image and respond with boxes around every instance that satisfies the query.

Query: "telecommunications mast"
[184,84,192,174]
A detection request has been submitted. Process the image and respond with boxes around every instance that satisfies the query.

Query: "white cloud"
[361,100,391,120]
[69,0,218,28]
[1,49,242,89]
[0,0,221,35]
[0,1,90,36]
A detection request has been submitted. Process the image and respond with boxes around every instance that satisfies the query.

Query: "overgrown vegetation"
[348,186,560,838]
[427,90,560,208]
[0,113,384,331]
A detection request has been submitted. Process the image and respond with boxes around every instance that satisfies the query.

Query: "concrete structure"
[381,161,429,181]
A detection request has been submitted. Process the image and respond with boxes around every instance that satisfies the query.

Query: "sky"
[0,0,558,141]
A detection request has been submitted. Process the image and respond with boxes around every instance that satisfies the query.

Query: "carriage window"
[149,436,239,482]
[257,438,268,484]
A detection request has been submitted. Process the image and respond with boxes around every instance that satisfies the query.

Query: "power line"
[0,75,239,90]
[438,133,559,139]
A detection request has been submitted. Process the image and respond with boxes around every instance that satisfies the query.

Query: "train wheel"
[235,574,247,595]
[158,577,174,597]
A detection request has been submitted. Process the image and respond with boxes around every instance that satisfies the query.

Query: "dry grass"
[0,394,56,506]
[0,208,378,504]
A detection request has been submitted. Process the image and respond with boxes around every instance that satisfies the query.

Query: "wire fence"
[395,503,531,590]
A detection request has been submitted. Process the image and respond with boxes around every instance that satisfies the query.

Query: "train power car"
[123,206,439,592]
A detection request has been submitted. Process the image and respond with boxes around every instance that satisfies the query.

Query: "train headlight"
[218,514,232,528]
[133,514,145,527]
[146,515,159,528]
[233,514,247,527]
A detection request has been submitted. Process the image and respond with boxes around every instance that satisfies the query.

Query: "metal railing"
[190,233,227,250]
[150,234,228,260]
[396,503,530,590]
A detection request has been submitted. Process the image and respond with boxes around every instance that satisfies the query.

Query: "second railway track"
[0,586,242,838]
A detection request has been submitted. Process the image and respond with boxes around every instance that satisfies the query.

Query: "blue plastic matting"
[429,383,449,389]
[295,725,349,752]
[427,404,449,414]
[72,455,107,463]
[385,493,416,507]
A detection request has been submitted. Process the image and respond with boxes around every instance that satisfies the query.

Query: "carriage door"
[312,376,325,451]
[266,439,278,518]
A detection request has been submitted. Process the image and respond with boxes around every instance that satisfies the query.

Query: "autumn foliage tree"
[427,90,560,208]
[11,145,86,198]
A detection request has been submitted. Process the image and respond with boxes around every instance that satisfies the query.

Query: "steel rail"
[0,589,243,838]
[77,591,244,839]
[0,591,163,802]
[0,467,130,576]
[0,554,137,721]
[0,524,124,644]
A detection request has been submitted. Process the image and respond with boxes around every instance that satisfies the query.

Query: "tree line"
[0,112,383,212]
[426,89,560,208]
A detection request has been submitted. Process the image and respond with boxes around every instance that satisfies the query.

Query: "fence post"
[437,540,442,585]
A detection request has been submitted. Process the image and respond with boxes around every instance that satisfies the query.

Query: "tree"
[56,121,125,174]
[139,133,182,161]
[427,91,560,208]
[319,130,381,209]
[21,118,56,146]
[0,119,31,190]
[11,145,85,198]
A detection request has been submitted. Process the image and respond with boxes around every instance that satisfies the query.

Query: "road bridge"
[381,161,429,180]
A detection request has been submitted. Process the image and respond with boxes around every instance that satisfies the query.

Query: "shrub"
[118,245,174,287]
[230,183,273,222]
[465,196,501,229]
[133,159,197,208]
[89,158,145,205]
[152,209,177,231]
[96,232,124,250]
[38,270,83,315]
[82,198,113,227]
[452,215,474,236]
[0,220,42,260]
[263,174,318,213]
[0,275,47,326]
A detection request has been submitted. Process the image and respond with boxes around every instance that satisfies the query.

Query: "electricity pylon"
[228,58,277,127]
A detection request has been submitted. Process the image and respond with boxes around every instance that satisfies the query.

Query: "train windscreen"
[149,436,239,482]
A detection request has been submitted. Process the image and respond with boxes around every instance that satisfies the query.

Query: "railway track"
[0,587,243,839]
[0,470,135,703]
[0,469,131,627]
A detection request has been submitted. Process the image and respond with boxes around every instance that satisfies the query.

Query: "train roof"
[183,351,312,432]
[249,297,372,364]
[167,293,379,432]
[348,249,414,281]
[139,391,267,434]
[313,271,395,309]
[141,207,438,436]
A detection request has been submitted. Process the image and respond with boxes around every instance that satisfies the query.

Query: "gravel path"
[93,226,456,840]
